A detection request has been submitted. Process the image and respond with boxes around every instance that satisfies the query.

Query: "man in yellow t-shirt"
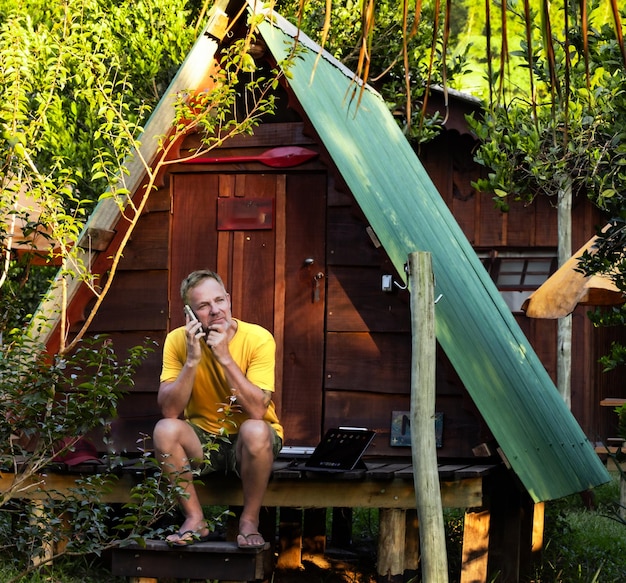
[153,270,283,548]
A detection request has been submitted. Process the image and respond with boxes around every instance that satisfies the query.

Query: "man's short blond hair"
[180,270,225,304]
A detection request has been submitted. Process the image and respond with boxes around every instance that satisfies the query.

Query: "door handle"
[312,272,324,303]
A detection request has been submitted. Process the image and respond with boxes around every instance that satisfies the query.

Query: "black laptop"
[303,427,376,472]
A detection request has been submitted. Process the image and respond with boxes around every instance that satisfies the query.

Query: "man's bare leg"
[236,419,275,547]
[153,418,209,543]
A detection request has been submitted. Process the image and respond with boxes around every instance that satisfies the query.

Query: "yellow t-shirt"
[160,318,283,440]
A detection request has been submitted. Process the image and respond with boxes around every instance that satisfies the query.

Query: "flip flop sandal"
[237,532,266,549]
[167,529,211,547]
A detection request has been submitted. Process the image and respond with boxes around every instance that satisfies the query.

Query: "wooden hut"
[29,1,612,580]
[33,0,609,499]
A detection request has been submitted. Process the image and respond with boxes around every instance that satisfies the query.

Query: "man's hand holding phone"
[184,304,223,354]
[183,304,208,362]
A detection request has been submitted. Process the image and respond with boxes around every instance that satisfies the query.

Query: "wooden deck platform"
[1,457,540,582]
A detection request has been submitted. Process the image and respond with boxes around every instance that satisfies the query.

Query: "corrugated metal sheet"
[259,11,610,502]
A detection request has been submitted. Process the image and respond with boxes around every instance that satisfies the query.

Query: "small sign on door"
[217,198,274,230]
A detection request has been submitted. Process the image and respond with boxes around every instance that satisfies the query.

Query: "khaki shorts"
[189,422,282,477]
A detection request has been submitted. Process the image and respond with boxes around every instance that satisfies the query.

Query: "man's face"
[188,277,233,332]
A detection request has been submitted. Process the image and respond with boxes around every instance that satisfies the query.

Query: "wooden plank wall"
[69,119,617,456]
[76,184,171,454]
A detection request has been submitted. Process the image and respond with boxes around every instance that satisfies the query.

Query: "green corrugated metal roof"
[259,10,610,502]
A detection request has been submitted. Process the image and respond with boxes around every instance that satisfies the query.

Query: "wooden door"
[170,171,326,446]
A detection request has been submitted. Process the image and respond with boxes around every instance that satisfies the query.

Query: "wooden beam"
[532,503,545,553]
[404,509,420,575]
[0,471,484,509]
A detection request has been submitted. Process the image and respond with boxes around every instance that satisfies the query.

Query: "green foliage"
[578,217,626,374]
[468,21,626,211]
[579,219,626,292]
[0,549,127,583]
[0,0,200,332]
[0,333,162,578]
[173,36,282,147]
[0,0,197,203]
[619,405,626,444]
[534,477,626,583]
[275,0,470,142]
[0,330,236,578]
[0,332,154,472]
[0,262,56,332]
[443,508,465,577]
[468,5,626,385]
[466,0,626,211]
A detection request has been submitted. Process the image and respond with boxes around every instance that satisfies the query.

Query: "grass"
[1,474,625,582]
[528,472,626,583]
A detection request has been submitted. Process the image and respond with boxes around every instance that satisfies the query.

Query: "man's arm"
[157,319,206,418]
[207,324,273,420]
[219,359,272,420]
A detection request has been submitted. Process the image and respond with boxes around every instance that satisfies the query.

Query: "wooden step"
[111,540,272,582]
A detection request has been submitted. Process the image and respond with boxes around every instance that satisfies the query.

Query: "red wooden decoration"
[182,146,318,168]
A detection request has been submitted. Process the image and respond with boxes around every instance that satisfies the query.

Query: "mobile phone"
[184,304,199,322]
[184,305,210,337]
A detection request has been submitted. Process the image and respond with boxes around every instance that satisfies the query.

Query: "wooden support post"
[486,470,522,582]
[331,507,352,548]
[532,502,545,554]
[408,251,449,583]
[259,506,277,550]
[460,509,490,583]
[303,508,326,556]
[377,508,406,583]
[30,501,53,568]
[277,507,302,569]
[404,508,420,580]
[519,494,544,581]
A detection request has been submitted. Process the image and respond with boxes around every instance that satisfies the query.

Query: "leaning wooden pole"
[408,251,448,583]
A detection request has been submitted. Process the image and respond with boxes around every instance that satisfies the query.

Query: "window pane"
[525,274,549,286]
[499,260,525,274]
[485,252,556,292]
[499,274,522,286]
[527,259,553,273]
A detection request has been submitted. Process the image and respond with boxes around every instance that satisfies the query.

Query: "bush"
[0,332,179,581]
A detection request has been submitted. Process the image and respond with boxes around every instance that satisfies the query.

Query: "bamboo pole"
[408,251,449,583]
